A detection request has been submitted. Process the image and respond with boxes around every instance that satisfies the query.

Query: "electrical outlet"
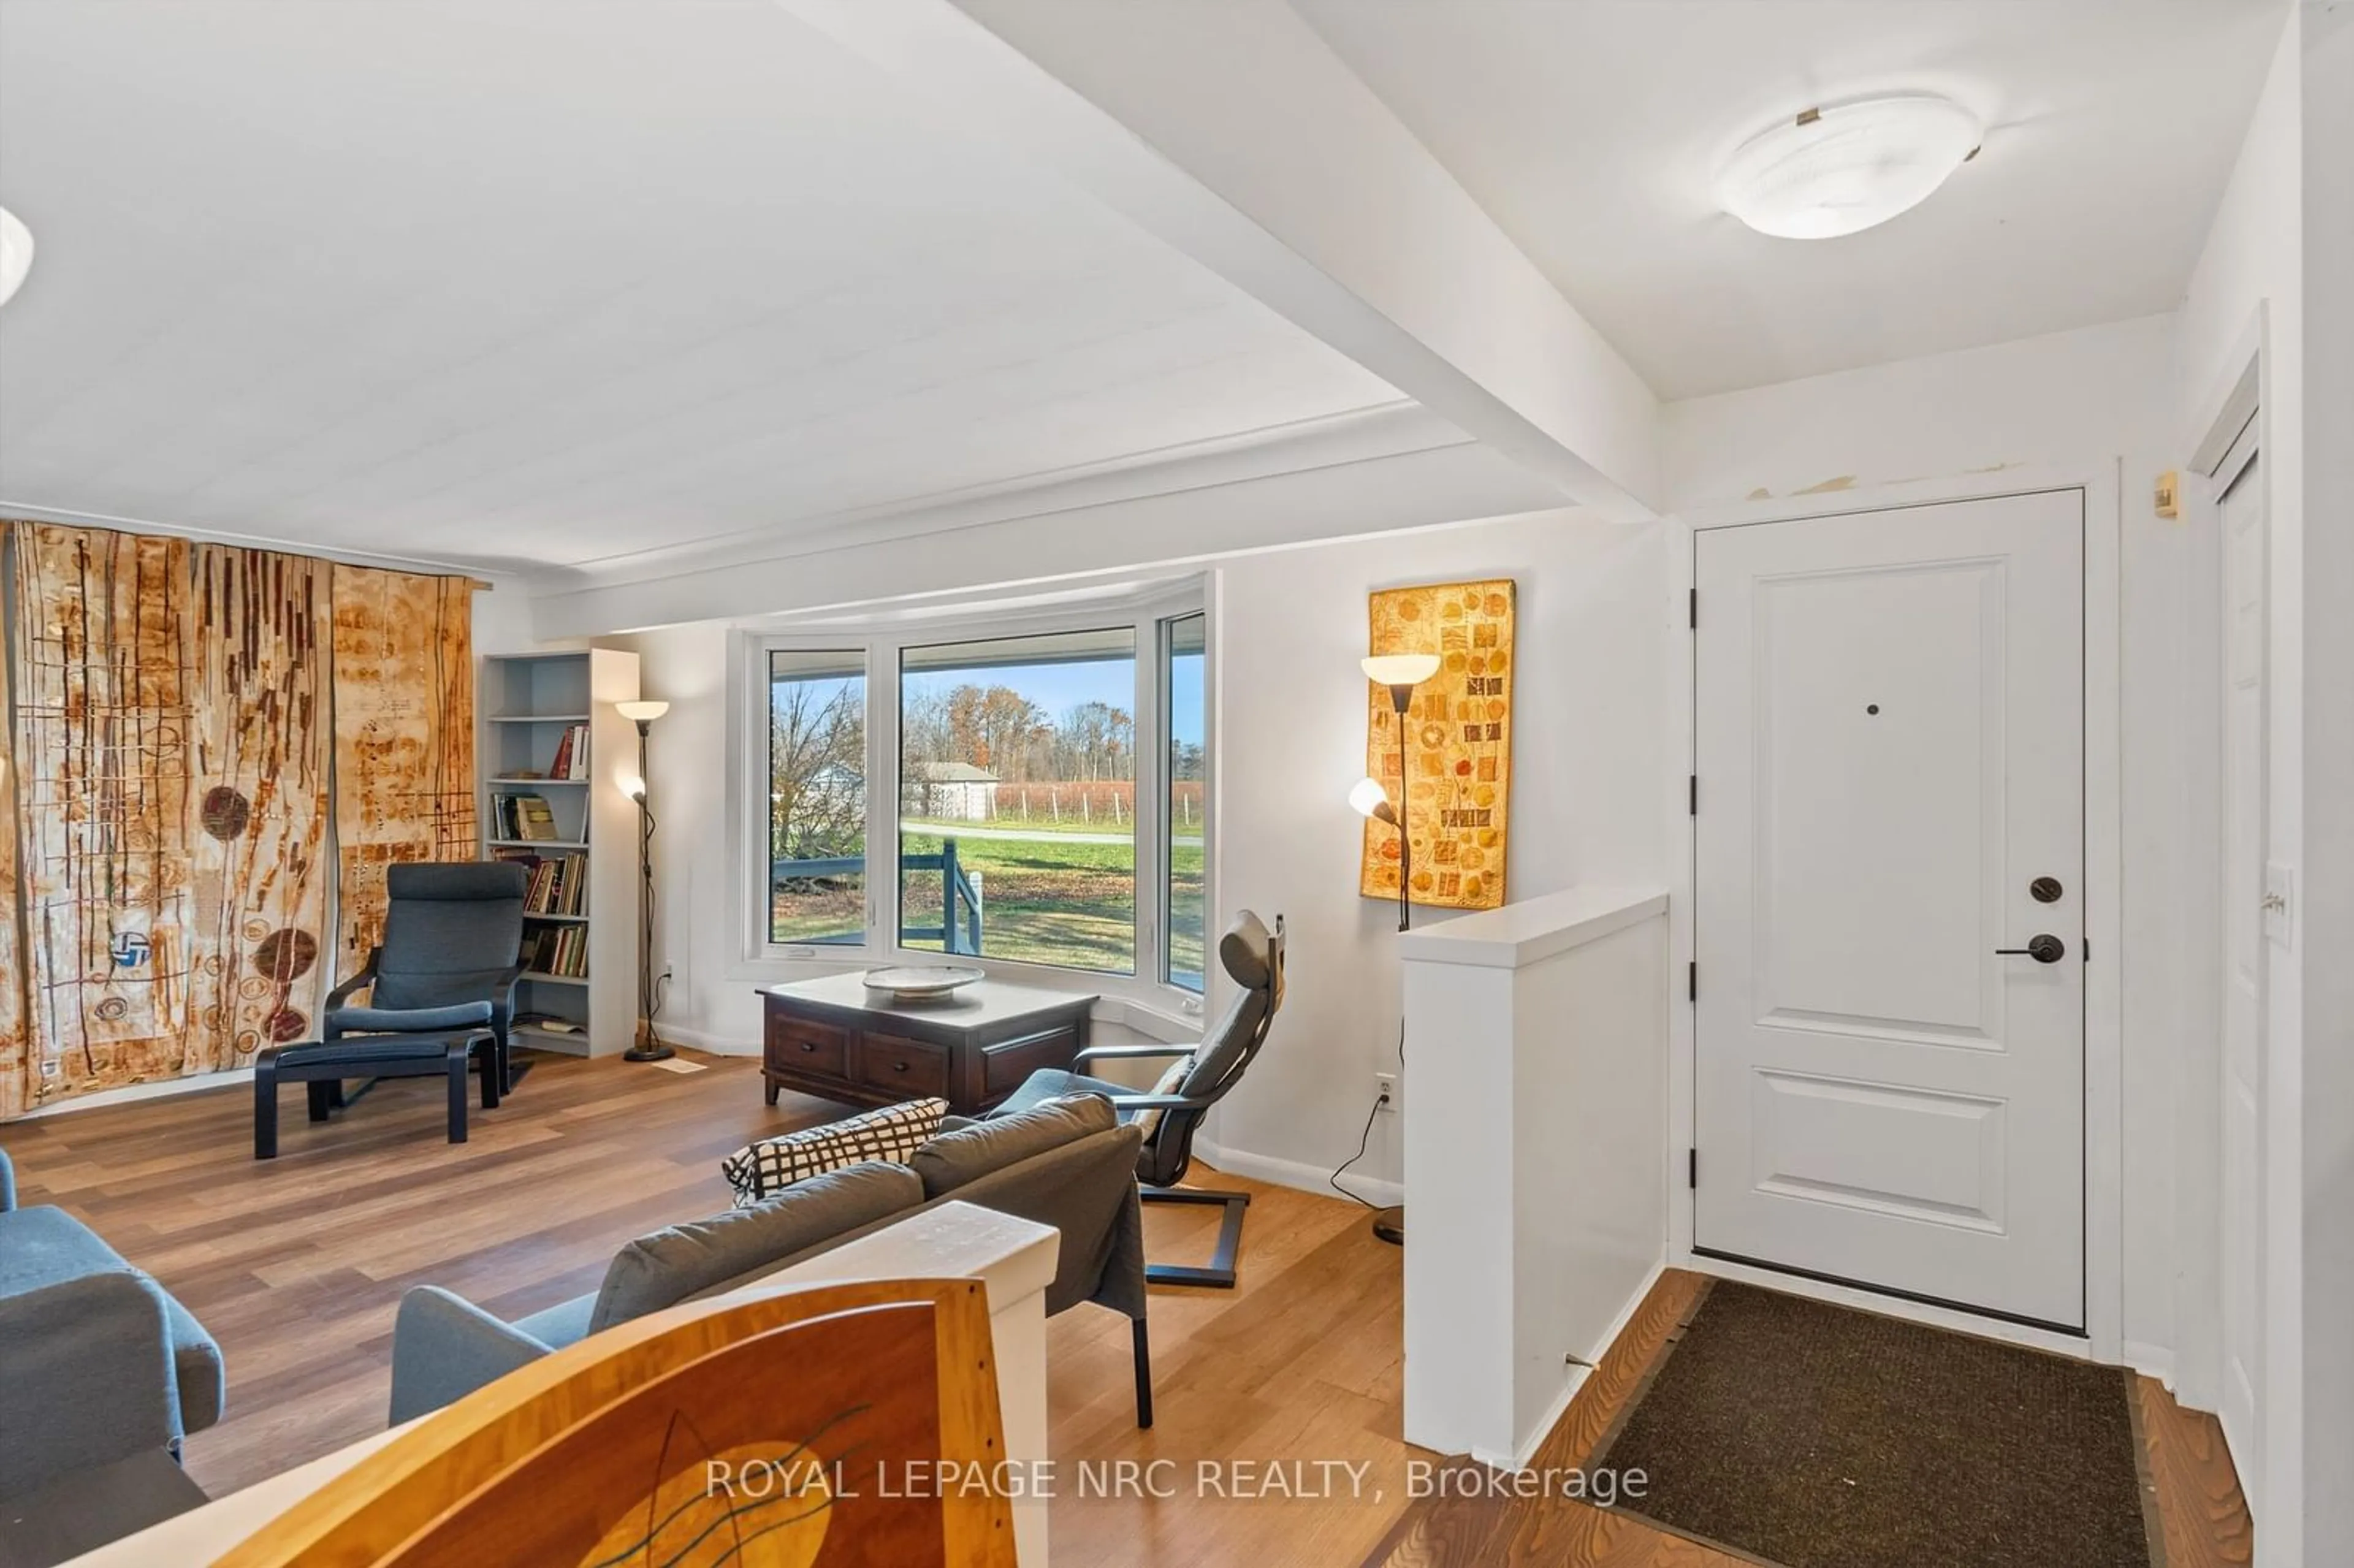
[660,962,674,981]
[1374,1071,1399,1113]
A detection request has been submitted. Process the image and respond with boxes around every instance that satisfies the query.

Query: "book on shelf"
[548,723,590,781]
[490,792,562,842]
[516,1013,582,1035]
[525,924,590,979]
[514,853,585,916]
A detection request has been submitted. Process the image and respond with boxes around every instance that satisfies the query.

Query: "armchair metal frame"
[1069,1043,1252,1288]
[1068,913,1284,1289]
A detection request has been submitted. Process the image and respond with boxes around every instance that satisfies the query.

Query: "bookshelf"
[479,649,641,1057]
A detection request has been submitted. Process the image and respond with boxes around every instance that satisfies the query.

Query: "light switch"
[2264,862,2294,948]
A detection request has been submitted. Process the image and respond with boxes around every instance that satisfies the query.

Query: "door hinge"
[1689,774,1698,815]
[1688,1148,1698,1189]
[1688,961,1697,1002]
[1688,588,1698,629]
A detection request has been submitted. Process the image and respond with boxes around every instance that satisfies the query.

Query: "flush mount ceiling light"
[1715,95,1982,240]
[0,207,32,306]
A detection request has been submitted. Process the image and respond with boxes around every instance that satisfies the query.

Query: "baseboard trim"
[18,1067,254,1120]
[1473,1257,1667,1473]
[655,1024,760,1057]
[1192,1136,1403,1210]
[2124,1339,2176,1391]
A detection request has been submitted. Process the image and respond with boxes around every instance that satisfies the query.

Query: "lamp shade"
[1349,776,1396,823]
[615,699,670,723]
[1361,653,1440,688]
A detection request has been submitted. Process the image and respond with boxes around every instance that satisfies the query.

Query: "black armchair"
[324,862,529,1094]
[990,910,1284,1287]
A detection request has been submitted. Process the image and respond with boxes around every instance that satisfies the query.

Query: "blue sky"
[902,653,1205,744]
[780,651,1204,745]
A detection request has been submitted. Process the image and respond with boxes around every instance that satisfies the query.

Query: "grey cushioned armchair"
[324,861,528,1093]
[0,1148,223,1513]
[991,910,1284,1288]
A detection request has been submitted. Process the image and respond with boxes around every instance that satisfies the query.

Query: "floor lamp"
[1352,652,1439,1246]
[617,699,672,1063]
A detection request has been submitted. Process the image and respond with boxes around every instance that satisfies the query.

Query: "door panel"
[1694,489,2085,1330]
[1752,560,2002,1043]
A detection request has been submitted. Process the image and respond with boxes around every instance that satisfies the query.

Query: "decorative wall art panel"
[1359,579,1515,912]
[189,545,333,1064]
[330,567,476,978]
[0,523,474,1114]
[10,523,200,1105]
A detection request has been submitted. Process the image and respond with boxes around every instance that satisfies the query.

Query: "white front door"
[1693,489,2086,1330]
[2218,433,2266,1487]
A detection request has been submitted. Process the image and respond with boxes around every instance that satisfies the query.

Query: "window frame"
[736,581,1211,1010]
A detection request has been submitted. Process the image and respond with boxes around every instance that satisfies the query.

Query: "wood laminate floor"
[0,1051,2250,1567]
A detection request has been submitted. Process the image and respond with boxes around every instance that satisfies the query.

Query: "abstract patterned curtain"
[329,566,477,980]
[9,524,202,1108]
[0,530,26,1119]
[1,522,475,1113]
[189,545,333,1064]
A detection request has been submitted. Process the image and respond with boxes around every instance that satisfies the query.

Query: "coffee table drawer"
[849,1032,951,1099]
[983,1024,1081,1097]
[765,1014,849,1079]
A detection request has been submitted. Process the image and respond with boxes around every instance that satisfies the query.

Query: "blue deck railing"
[771,839,982,954]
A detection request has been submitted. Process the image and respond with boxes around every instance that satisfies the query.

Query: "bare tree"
[1054,701,1135,781]
[770,677,864,859]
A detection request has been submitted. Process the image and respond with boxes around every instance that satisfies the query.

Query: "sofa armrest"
[387,1286,554,1426]
[0,1270,183,1500]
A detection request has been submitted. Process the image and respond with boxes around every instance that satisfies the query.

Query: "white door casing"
[1693,489,2087,1331]
[2217,430,2266,1493]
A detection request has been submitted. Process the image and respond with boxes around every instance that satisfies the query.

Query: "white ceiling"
[0,0,1398,574]
[1295,0,2286,399]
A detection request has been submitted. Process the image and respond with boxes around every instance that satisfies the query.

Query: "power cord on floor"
[1330,1021,1405,1209]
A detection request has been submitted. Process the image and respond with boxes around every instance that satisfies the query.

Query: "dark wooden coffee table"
[760,974,1094,1117]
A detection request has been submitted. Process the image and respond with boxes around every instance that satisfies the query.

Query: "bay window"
[750,587,1210,1000]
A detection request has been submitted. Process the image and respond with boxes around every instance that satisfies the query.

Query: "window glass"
[768,649,866,945]
[898,628,1138,974]
[1165,614,1208,991]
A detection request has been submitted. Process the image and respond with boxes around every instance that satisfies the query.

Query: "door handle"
[1995,935,2066,964]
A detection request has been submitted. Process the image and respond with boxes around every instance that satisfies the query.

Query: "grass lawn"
[772,828,1205,982]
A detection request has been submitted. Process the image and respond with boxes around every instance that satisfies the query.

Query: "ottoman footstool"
[253,1031,496,1159]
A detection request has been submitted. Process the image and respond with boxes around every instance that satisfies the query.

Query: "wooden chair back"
[217,1277,1018,1568]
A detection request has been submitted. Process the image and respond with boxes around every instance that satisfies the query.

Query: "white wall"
[617,509,1669,1206]
[1664,312,2203,1374]
[2174,10,2306,1558]
[2295,7,2350,1562]
[1206,511,1666,1193]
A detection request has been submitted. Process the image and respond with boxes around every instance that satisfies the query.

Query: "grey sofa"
[0,1148,225,1504]
[389,1091,1156,1426]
